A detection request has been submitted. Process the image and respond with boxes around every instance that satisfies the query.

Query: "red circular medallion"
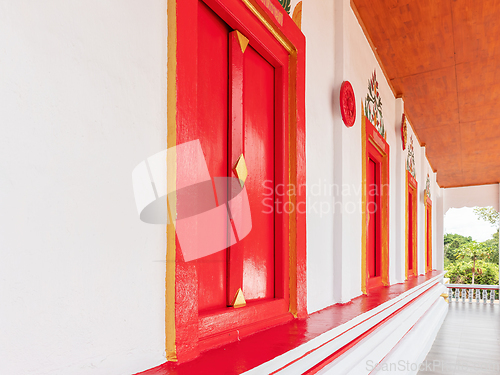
[340,81,356,127]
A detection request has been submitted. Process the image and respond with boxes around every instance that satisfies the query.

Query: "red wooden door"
[367,158,377,278]
[367,154,381,287]
[426,204,432,270]
[171,0,306,361]
[193,0,288,329]
[408,189,414,273]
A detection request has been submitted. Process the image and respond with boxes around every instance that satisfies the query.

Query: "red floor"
[137,271,443,375]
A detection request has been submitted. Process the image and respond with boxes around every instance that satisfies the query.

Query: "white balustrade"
[446,285,498,304]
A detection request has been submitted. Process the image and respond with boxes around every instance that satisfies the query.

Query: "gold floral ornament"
[364,70,385,138]
[401,113,407,150]
[406,135,416,178]
[425,173,431,199]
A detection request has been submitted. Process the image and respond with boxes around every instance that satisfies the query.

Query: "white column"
[418,150,426,275]
[435,186,444,271]
[303,0,336,313]
[332,0,353,303]
[394,98,405,283]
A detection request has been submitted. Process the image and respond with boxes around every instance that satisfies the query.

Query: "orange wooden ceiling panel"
[352,0,500,187]
[456,58,500,123]
[394,67,459,129]
[416,125,462,178]
[452,0,500,64]
[460,119,500,171]
[354,0,455,79]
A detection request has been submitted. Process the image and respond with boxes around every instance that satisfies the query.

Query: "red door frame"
[405,171,418,279]
[361,113,390,294]
[425,196,432,273]
[167,0,306,362]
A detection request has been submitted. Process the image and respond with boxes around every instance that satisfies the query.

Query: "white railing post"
[447,285,498,304]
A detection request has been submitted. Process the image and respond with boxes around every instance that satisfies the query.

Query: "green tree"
[483,230,499,264]
[455,241,491,284]
[446,260,498,286]
[444,233,472,262]
[473,207,499,227]
[473,207,499,265]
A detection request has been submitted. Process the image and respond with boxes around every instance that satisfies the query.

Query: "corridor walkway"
[418,301,500,374]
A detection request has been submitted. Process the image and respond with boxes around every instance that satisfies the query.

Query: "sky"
[444,207,498,242]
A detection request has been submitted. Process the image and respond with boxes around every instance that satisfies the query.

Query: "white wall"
[0,1,167,374]
[303,0,336,313]
[304,0,444,313]
[444,184,500,213]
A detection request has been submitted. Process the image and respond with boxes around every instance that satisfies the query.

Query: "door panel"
[426,206,431,269]
[241,46,275,300]
[408,190,414,272]
[367,153,382,283]
[196,1,278,310]
[195,1,230,312]
[368,158,377,278]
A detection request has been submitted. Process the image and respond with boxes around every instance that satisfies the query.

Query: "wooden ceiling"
[352,0,500,188]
